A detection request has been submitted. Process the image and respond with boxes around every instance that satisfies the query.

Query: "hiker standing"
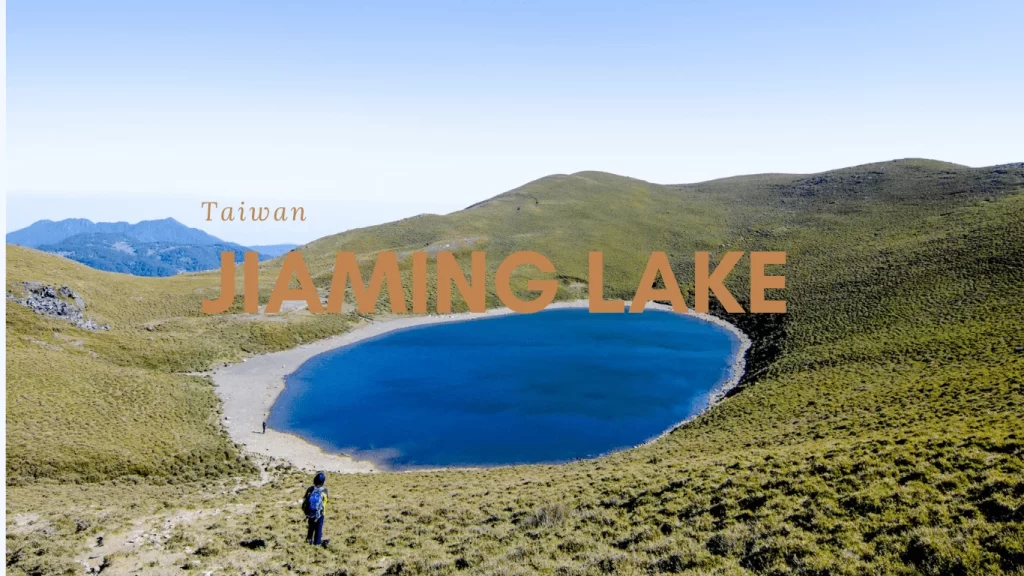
[302,471,329,545]
[262,421,266,434]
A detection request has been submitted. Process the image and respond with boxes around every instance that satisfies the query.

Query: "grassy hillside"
[6,159,1024,575]
[5,249,356,483]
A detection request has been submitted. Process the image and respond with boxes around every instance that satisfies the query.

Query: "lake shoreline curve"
[209,300,751,474]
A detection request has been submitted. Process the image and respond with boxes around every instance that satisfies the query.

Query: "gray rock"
[6,282,110,331]
[58,285,87,309]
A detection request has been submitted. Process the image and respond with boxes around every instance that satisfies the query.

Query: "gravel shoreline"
[209,301,750,473]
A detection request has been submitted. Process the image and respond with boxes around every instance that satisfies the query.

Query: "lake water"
[268,308,740,469]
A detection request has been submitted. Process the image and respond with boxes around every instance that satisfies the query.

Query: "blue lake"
[268,308,740,470]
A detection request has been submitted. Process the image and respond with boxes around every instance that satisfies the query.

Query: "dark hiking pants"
[306,515,324,545]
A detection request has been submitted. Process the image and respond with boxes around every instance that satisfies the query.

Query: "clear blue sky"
[7,1,1023,245]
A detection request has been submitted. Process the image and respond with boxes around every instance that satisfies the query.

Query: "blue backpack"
[303,487,324,520]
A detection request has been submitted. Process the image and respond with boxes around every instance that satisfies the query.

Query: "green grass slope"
[6,159,1024,575]
[5,248,356,483]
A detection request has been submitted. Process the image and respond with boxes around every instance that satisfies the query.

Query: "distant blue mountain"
[7,218,295,277]
[36,233,253,277]
[6,217,233,248]
[249,243,300,257]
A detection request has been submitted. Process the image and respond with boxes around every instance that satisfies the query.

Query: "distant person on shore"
[262,421,266,434]
[301,471,329,546]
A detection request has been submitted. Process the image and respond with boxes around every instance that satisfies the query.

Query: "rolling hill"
[6,159,1023,575]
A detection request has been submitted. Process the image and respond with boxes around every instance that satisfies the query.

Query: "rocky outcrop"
[6,282,110,331]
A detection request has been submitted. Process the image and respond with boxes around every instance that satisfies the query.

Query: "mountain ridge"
[7,217,299,276]
[36,232,255,277]
[6,216,227,247]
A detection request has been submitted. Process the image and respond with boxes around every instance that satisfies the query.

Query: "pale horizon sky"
[7,1,1024,245]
